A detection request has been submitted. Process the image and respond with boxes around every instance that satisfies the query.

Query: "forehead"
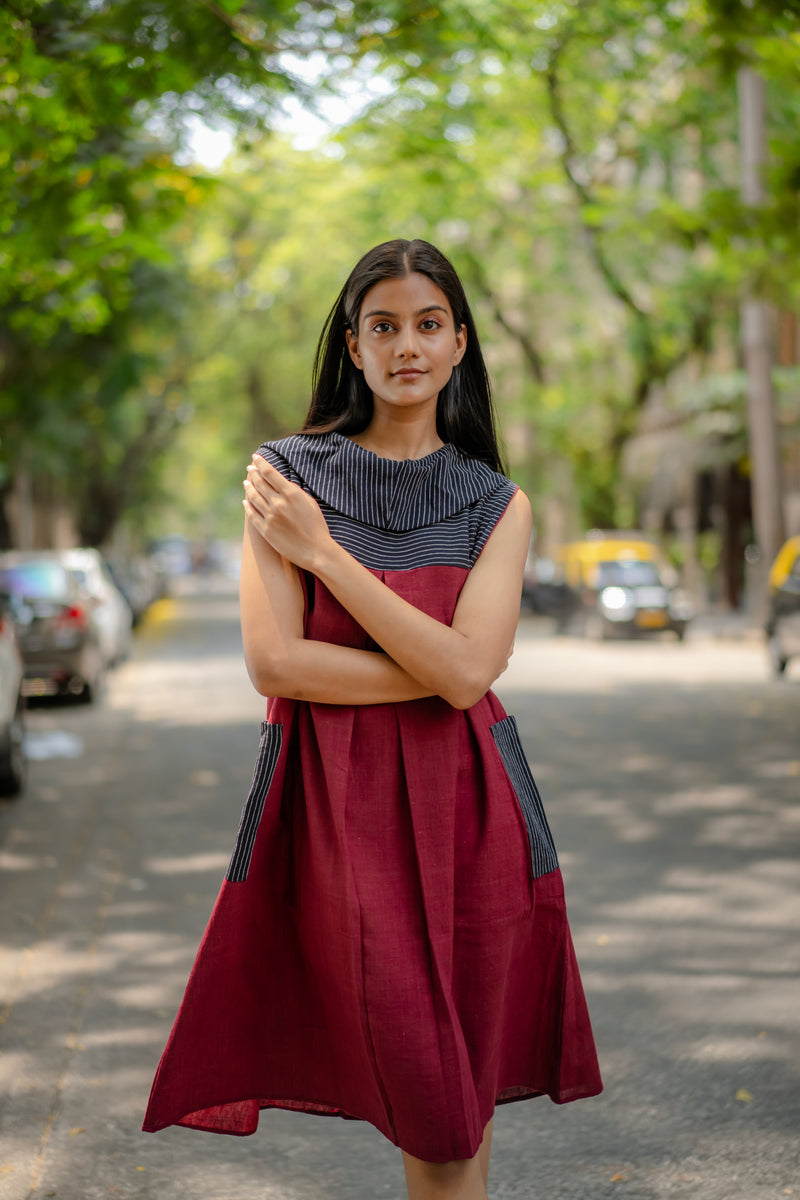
[360,271,453,318]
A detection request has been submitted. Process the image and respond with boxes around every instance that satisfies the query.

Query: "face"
[345,272,467,414]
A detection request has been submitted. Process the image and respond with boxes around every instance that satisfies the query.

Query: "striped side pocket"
[226,722,283,883]
[490,715,559,880]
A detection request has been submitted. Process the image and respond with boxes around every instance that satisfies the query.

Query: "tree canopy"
[2,0,799,550]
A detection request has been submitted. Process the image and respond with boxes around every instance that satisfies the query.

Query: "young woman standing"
[143,239,602,1199]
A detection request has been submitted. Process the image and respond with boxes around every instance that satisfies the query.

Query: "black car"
[0,591,26,796]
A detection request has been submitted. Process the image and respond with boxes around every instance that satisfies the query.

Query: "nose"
[396,322,420,359]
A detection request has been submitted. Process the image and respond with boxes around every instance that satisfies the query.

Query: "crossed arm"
[240,455,531,710]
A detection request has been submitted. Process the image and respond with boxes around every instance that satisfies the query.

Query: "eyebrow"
[362,304,449,319]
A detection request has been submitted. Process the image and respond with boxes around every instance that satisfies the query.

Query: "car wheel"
[768,632,788,677]
[0,695,26,798]
[79,648,106,704]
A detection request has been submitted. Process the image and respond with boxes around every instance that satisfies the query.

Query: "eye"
[420,318,443,331]
[370,321,394,334]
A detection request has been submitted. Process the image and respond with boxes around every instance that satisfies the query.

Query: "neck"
[350,404,443,462]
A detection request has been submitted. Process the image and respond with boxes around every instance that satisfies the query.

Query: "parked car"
[521,554,573,617]
[553,533,693,640]
[0,590,26,795]
[766,534,800,676]
[149,535,193,582]
[105,553,165,626]
[58,548,133,666]
[0,553,106,701]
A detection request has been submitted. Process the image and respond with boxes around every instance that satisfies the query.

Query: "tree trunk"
[738,66,786,604]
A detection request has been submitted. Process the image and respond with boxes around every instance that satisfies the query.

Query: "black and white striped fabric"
[226,722,283,882]
[490,715,559,879]
[256,432,517,570]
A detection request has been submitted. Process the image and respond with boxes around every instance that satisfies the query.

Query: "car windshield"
[0,561,72,599]
[598,561,661,588]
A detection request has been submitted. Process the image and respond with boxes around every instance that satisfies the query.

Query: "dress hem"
[142,1079,604,1157]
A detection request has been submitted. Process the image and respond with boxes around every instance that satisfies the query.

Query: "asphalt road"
[1,582,798,1200]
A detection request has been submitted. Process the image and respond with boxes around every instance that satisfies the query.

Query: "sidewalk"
[517,608,764,642]
[688,607,763,641]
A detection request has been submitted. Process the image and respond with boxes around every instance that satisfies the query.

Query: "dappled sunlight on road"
[1,589,798,1200]
[501,620,789,694]
[492,624,800,1198]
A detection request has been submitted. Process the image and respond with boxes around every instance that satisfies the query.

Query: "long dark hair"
[303,238,505,473]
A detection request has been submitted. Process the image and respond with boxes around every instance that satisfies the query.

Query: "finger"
[245,465,278,506]
[249,456,290,494]
[243,493,273,529]
[243,478,269,518]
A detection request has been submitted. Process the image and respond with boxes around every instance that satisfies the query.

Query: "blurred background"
[2,0,799,599]
[1,2,800,782]
[2,7,800,1198]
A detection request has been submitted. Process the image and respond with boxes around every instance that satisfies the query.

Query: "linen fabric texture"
[142,432,602,1162]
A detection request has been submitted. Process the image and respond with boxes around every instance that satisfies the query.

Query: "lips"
[392,369,425,376]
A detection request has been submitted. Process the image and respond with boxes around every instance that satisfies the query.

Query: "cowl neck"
[258,431,511,533]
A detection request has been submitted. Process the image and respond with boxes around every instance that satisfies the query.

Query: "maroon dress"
[143,432,602,1162]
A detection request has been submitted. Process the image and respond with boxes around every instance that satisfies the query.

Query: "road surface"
[1,583,798,1200]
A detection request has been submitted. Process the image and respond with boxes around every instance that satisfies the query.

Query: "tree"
[327,0,800,542]
[0,0,439,544]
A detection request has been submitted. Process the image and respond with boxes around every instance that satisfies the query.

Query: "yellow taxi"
[766,535,800,676]
[555,531,693,640]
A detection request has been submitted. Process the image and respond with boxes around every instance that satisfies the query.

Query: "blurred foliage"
[2,0,800,545]
[0,0,426,541]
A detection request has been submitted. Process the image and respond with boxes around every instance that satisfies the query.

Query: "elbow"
[440,664,494,711]
[447,692,484,712]
[245,644,295,698]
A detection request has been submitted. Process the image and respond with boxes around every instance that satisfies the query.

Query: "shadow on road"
[1,595,798,1199]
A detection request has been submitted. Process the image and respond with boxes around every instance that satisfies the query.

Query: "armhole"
[470,482,520,565]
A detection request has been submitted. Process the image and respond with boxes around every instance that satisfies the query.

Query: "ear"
[345,328,362,370]
[453,323,467,366]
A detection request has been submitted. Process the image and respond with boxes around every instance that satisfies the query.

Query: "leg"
[402,1129,491,1200]
[477,1119,493,1190]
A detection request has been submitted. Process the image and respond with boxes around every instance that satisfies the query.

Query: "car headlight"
[600,586,635,618]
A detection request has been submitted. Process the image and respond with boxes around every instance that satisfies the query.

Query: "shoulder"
[507,486,531,521]
[448,447,521,506]
[444,447,518,511]
[255,431,332,465]
[452,453,527,563]
[254,432,337,486]
[468,485,530,573]
[499,487,532,543]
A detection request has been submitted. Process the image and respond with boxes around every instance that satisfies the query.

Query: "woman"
[143,239,602,1200]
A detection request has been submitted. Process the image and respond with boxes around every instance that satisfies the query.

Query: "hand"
[243,456,332,572]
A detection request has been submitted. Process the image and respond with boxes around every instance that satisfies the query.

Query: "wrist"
[308,535,343,580]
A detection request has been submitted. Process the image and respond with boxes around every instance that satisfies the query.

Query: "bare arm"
[240,519,436,704]
[243,456,530,710]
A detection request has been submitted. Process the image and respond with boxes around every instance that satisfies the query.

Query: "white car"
[59,549,133,667]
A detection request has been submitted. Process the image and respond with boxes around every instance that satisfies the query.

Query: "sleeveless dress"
[142,432,602,1163]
